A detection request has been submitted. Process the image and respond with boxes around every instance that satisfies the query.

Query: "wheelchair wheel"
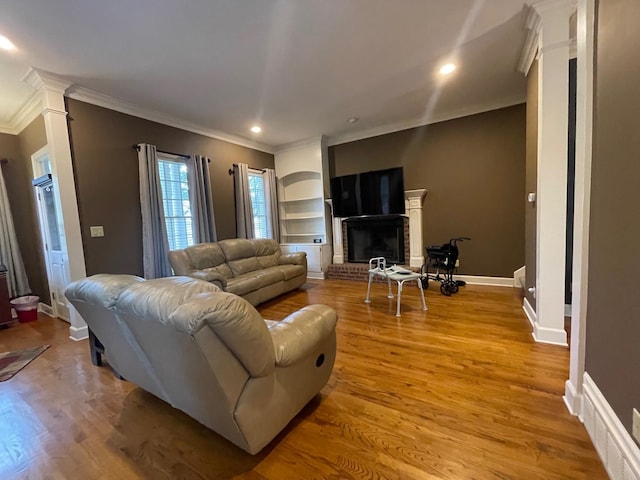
[440,283,452,296]
[421,276,429,289]
[450,282,459,294]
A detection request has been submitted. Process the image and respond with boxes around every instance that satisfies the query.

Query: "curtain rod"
[131,144,190,159]
[228,163,267,175]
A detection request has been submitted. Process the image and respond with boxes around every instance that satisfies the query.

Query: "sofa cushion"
[116,276,221,324]
[202,264,233,280]
[219,239,256,261]
[187,243,227,270]
[226,274,264,297]
[278,264,306,281]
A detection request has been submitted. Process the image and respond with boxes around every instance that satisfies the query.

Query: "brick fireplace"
[327,189,427,281]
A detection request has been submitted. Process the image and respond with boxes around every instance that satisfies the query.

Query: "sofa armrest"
[268,305,337,367]
[188,271,227,290]
[278,252,306,266]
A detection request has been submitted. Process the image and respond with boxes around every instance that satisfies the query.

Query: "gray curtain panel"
[191,155,216,243]
[0,167,30,297]
[138,143,172,278]
[264,168,279,241]
[233,163,255,239]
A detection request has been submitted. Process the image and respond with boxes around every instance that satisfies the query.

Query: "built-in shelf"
[283,214,324,220]
[282,233,326,237]
[279,196,323,203]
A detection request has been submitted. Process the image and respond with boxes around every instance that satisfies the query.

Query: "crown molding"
[274,135,325,154]
[0,92,42,135]
[518,5,541,75]
[327,95,525,147]
[65,86,274,154]
[22,67,72,93]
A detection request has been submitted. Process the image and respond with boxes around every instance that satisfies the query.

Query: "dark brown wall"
[525,60,538,308]
[66,99,274,276]
[586,0,640,437]
[0,118,50,304]
[329,105,526,277]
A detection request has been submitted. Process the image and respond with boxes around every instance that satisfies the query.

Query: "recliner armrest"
[188,271,227,290]
[268,305,336,367]
[278,252,306,267]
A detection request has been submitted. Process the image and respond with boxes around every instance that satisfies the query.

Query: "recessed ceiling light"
[439,63,456,75]
[250,126,261,133]
[0,35,16,51]
[348,117,359,124]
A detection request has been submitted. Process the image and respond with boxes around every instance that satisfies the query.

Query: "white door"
[34,176,71,321]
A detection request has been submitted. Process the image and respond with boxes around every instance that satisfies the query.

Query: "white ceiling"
[0,0,537,150]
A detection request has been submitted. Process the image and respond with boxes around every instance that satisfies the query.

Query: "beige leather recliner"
[65,274,337,454]
[168,238,307,306]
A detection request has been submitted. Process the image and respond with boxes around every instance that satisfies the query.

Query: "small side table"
[364,257,427,317]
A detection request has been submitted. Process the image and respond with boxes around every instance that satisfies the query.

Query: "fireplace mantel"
[329,189,428,268]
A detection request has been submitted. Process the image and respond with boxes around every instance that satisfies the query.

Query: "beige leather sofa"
[65,274,337,454]
[169,238,307,306]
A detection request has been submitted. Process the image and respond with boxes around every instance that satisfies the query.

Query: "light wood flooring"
[0,280,606,479]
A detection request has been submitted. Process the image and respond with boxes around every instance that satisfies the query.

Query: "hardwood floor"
[0,280,606,479]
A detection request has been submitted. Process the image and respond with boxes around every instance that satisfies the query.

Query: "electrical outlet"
[455,259,460,268]
[633,409,640,443]
[90,226,104,238]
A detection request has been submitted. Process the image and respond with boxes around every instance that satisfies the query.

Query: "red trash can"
[10,295,40,323]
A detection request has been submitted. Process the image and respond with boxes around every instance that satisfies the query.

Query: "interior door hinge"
[51,291,56,300]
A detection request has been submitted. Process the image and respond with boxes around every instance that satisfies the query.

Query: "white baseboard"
[523,297,536,328]
[307,272,326,280]
[532,323,568,346]
[453,275,514,287]
[564,379,583,419]
[513,265,526,288]
[583,372,640,480]
[69,325,88,341]
[38,302,54,317]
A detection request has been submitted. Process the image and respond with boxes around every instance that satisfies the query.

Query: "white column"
[405,189,428,268]
[533,0,574,346]
[24,69,88,341]
[564,0,594,416]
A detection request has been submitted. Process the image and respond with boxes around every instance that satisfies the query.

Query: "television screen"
[330,167,405,217]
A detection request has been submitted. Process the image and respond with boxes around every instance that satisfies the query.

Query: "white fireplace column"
[405,189,428,268]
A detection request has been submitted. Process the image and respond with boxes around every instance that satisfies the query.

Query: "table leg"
[396,280,403,317]
[387,278,394,298]
[418,278,428,311]
[365,272,373,304]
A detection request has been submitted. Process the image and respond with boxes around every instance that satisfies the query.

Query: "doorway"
[31,147,71,321]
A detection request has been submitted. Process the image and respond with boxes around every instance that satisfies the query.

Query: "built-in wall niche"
[278,171,326,244]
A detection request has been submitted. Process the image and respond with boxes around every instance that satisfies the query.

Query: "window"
[157,156,195,250]
[248,170,269,239]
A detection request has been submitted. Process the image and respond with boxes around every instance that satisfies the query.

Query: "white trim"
[0,92,43,135]
[37,302,54,317]
[66,86,274,154]
[513,265,526,288]
[453,275,514,287]
[566,0,595,423]
[69,325,89,341]
[563,378,582,418]
[327,95,525,147]
[518,5,542,75]
[306,272,325,280]
[523,297,537,328]
[583,372,640,480]
[275,136,324,154]
[532,323,568,346]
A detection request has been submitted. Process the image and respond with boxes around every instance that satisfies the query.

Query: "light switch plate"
[90,226,104,238]
[633,409,640,443]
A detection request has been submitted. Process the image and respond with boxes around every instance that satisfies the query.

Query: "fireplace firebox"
[346,216,405,264]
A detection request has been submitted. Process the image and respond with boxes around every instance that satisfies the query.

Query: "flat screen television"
[330,167,405,217]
